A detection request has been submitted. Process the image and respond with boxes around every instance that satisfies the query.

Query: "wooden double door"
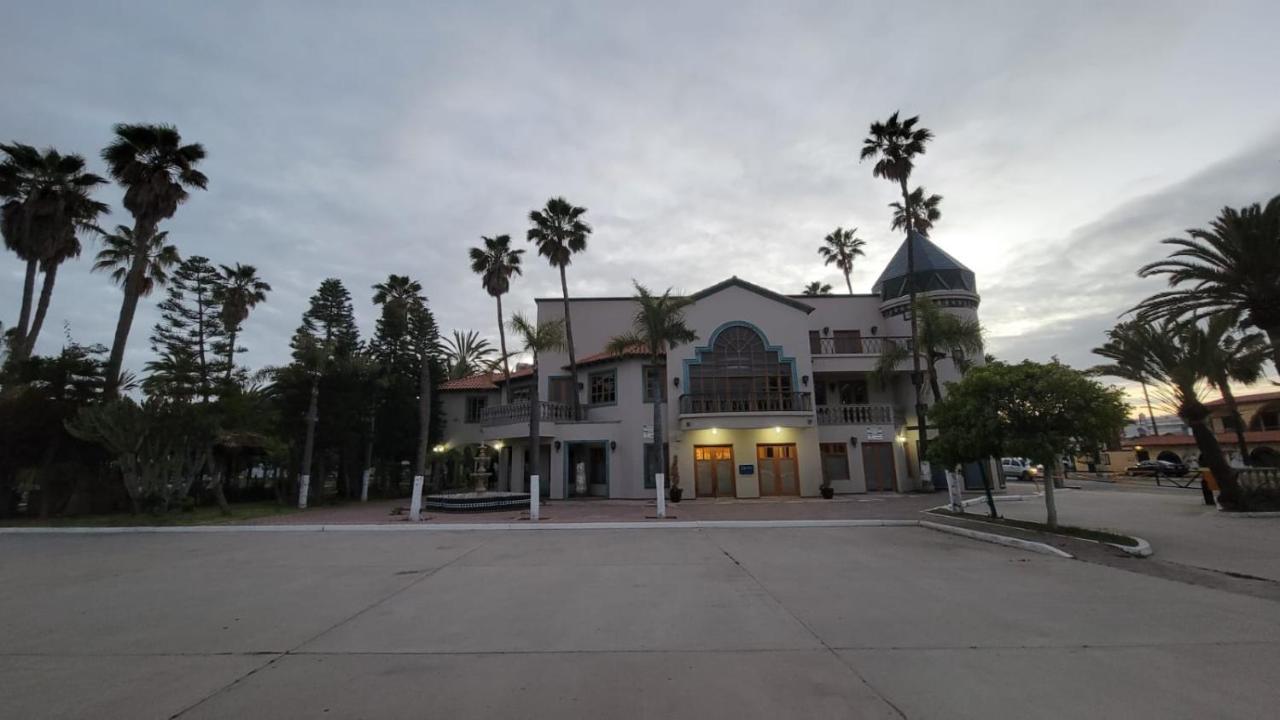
[694,445,736,497]
[757,443,799,496]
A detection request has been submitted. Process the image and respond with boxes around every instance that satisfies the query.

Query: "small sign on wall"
[642,425,654,441]
[738,464,755,475]
[865,427,885,441]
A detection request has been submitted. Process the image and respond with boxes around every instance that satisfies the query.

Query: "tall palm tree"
[216,263,272,385]
[862,111,935,472]
[1135,195,1280,370]
[0,144,109,361]
[93,225,181,300]
[442,329,495,379]
[606,283,697,502]
[527,197,590,419]
[817,227,865,294]
[372,274,423,359]
[509,312,565,494]
[469,234,524,398]
[1091,321,1162,436]
[890,186,942,234]
[100,123,207,394]
[802,281,833,295]
[1133,320,1243,508]
[874,297,982,403]
[1199,312,1271,462]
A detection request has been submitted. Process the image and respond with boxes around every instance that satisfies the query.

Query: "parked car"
[1125,459,1189,477]
[1001,457,1043,481]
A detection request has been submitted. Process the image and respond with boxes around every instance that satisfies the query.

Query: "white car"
[1001,457,1043,481]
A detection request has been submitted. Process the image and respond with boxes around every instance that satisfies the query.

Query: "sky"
[3,0,1278,411]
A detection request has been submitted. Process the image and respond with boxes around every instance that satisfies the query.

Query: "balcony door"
[694,445,736,498]
[757,443,799,496]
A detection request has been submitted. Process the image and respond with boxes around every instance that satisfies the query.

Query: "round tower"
[872,231,980,336]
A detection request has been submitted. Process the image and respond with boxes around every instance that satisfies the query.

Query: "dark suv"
[1126,459,1189,477]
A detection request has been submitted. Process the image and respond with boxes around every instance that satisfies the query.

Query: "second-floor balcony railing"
[816,404,894,425]
[811,335,912,355]
[480,400,574,427]
[679,392,812,415]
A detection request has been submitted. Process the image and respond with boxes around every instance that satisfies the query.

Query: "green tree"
[802,281,833,295]
[527,197,590,420]
[469,234,524,399]
[606,283,697,502]
[890,186,942,234]
[291,278,359,362]
[874,297,983,403]
[442,330,495,380]
[929,361,1128,527]
[1091,320,1163,436]
[1135,194,1280,370]
[817,227,865,294]
[215,263,271,387]
[508,312,565,492]
[0,144,109,362]
[144,255,228,402]
[1199,312,1271,462]
[99,124,208,394]
[862,111,936,470]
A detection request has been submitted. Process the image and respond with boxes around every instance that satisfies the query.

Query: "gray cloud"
[2,0,1279,387]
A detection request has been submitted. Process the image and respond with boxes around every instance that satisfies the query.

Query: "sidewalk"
[246,493,949,525]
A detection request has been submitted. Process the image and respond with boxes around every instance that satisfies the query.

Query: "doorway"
[861,442,896,492]
[756,443,799,496]
[694,445,736,498]
[565,442,609,497]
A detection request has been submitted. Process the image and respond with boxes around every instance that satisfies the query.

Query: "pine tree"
[144,255,228,402]
[290,278,359,363]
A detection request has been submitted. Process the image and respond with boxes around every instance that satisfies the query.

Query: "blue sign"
[738,464,755,475]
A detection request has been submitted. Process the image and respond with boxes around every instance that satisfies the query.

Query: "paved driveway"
[2,526,1279,719]
[1000,480,1280,581]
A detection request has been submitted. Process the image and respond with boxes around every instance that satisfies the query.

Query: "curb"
[918,520,1074,558]
[1216,510,1280,519]
[0,519,921,534]
[1109,536,1153,557]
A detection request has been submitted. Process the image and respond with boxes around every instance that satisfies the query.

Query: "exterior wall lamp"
[554,441,561,452]
[849,436,858,447]
[802,374,809,386]
[673,377,680,388]
[610,440,617,452]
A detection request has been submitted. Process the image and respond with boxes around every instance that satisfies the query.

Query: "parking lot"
[3,524,1280,719]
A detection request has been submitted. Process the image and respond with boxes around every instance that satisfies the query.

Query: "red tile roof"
[438,365,535,392]
[568,345,650,369]
[1205,390,1280,408]
[1120,430,1280,448]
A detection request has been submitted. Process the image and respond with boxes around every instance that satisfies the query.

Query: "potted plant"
[820,477,834,499]
[669,457,683,503]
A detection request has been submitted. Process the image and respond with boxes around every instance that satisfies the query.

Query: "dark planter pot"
[820,486,835,499]
[670,487,683,503]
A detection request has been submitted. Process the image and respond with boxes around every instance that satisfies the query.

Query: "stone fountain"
[424,442,530,512]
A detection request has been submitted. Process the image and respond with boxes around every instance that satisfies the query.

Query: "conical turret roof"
[872,231,976,301]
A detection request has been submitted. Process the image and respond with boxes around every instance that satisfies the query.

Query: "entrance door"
[861,442,896,492]
[757,444,799,496]
[694,446,736,497]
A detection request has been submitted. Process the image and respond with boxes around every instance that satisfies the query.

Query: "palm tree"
[442,329,495,379]
[99,123,207,394]
[1133,320,1243,508]
[0,144,109,361]
[606,283,697,503]
[890,187,942,234]
[216,263,272,386]
[817,227,865,294]
[468,234,524,397]
[93,225,181,300]
[527,197,590,419]
[874,297,982,403]
[803,281,833,295]
[1199,312,1271,462]
[508,312,565,494]
[372,274,423,359]
[862,111,935,471]
[1135,195,1280,370]
[1091,320,1164,436]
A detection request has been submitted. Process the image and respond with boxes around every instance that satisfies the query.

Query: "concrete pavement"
[3,526,1279,719]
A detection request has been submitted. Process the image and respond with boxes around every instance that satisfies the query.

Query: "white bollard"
[360,468,371,502]
[655,472,666,519]
[298,474,311,509]
[409,474,424,521]
[530,475,541,521]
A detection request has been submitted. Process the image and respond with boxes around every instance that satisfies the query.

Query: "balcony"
[816,404,894,426]
[679,392,812,415]
[811,335,912,356]
[480,400,574,427]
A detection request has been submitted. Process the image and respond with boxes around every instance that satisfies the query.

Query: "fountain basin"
[424,491,530,512]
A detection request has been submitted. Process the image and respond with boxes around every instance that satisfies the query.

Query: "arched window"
[685,325,798,412]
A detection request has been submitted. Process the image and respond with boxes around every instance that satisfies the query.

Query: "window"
[809,331,822,354]
[643,365,667,403]
[687,325,794,405]
[548,376,576,405]
[465,396,487,423]
[832,330,862,354]
[509,385,531,403]
[820,442,850,482]
[588,370,617,405]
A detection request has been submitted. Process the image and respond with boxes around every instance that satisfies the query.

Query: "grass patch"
[927,508,1140,547]
[0,501,298,528]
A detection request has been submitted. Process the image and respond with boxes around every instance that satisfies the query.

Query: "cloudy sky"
[3,1,1278,407]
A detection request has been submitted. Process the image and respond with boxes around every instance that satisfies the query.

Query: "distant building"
[1123,414,1187,439]
[1117,390,1280,468]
